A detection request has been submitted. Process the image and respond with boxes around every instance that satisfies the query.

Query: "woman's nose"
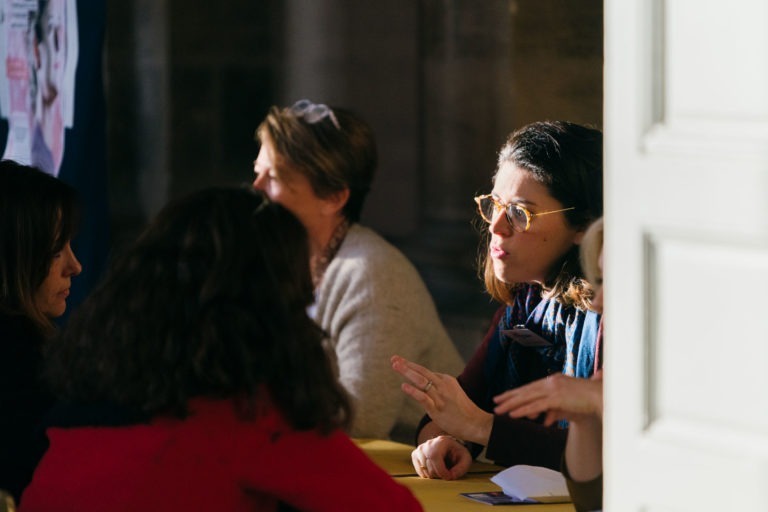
[66,246,82,276]
[252,171,267,191]
[489,208,512,236]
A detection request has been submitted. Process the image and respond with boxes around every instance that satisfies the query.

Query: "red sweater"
[20,398,422,512]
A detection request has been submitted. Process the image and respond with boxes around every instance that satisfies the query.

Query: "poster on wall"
[0,0,107,318]
[0,0,78,177]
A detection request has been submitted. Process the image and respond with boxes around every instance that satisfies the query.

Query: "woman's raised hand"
[391,354,493,445]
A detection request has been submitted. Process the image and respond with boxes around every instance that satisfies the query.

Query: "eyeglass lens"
[478,197,529,232]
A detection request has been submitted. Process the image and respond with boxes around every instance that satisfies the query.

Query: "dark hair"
[256,102,377,222]
[46,187,351,433]
[482,121,603,308]
[0,159,79,335]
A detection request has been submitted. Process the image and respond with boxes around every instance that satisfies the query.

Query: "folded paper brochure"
[461,465,571,505]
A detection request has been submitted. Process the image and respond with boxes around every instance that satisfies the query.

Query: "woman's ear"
[572,228,587,245]
[320,187,351,216]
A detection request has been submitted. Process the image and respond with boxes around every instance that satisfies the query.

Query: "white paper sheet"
[490,464,570,502]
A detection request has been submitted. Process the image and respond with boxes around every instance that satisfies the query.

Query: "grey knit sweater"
[313,224,464,441]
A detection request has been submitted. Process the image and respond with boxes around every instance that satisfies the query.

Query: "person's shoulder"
[342,224,400,254]
[45,401,149,429]
[337,224,419,271]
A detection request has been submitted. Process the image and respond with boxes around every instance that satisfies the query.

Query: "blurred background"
[65,0,605,357]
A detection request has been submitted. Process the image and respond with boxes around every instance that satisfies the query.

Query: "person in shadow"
[0,160,82,502]
[20,187,422,511]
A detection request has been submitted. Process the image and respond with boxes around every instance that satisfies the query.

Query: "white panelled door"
[604,0,768,510]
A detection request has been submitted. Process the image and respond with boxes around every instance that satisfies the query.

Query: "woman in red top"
[21,187,421,512]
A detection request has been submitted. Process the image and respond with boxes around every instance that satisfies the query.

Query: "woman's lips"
[58,288,70,299]
[490,245,507,259]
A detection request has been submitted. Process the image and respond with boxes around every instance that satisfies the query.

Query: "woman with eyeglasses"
[20,188,422,512]
[252,100,463,442]
[391,121,603,480]
[0,160,82,503]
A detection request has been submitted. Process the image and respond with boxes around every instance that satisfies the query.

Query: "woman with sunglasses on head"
[20,188,422,512]
[253,100,463,442]
[494,217,604,512]
[392,121,603,480]
[0,160,82,502]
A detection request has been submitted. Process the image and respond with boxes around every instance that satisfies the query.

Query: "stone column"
[280,0,346,103]
[105,0,170,250]
[134,0,170,219]
[411,0,515,356]
[280,0,421,236]
[422,0,515,222]
[509,0,603,128]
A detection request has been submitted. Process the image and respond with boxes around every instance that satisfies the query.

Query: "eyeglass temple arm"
[532,206,576,217]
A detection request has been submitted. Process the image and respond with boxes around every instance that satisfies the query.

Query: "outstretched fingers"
[493,379,551,416]
[391,354,441,393]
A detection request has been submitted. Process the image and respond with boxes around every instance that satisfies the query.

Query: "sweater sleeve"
[248,428,423,512]
[335,304,421,438]
[562,453,603,512]
[319,227,462,440]
[485,415,567,470]
[415,306,501,449]
[456,306,505,404]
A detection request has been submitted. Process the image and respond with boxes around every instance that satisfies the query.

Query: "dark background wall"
[103,0,603,358]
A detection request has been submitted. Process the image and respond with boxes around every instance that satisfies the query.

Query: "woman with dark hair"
[253,99,462,441]
[0,160,81,501]
[392,121,603,480]
[20,187,421,511]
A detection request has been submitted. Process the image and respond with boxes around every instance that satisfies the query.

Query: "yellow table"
[355,438,502,476]
[356,439,575,512]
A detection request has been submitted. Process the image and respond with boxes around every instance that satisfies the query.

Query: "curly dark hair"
[481,121,603,308]
[45,187,351,433]
[0,159,79,336]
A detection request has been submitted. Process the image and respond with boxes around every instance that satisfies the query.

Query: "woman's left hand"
[391,354,493,445]
[492,372,603,426]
